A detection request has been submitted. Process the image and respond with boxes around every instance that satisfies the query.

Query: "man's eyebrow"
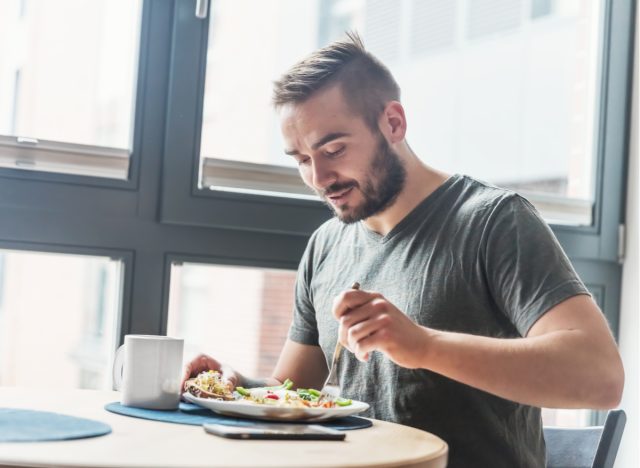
[311,132,350,150]
[284,132,350,156]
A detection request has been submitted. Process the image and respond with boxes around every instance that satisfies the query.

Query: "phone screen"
[203,423,346,440]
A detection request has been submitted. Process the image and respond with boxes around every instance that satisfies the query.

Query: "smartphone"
[203,423,346,440]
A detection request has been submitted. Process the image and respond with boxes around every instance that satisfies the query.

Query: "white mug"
[112,335,184,410]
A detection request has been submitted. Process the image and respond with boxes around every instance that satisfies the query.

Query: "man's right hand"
[180,353,240,395]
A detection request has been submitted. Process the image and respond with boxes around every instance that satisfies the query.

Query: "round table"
[0,387,448,468]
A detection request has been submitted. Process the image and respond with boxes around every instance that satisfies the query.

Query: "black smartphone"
[203,423,346,440]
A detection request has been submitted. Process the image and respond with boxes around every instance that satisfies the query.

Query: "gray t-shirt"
[289,174,589,468]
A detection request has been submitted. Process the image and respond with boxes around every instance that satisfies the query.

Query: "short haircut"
[272,31,401,131]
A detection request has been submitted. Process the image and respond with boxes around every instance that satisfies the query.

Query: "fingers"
[353,330,383,362]
[347,313,390,348]
[180,354,223,392]
[337,304,372,349]
[332,289,382,320]
[347,314,391,361]
[334,289,379,351]
[337,296,388,342]
[219,364,239,389]
[340,298,387,328]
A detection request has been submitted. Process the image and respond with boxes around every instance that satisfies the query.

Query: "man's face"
[280,85,406,223]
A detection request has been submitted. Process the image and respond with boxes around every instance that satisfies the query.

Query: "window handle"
[195,0,208,19]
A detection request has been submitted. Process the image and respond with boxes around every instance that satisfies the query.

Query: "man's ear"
[379,101,407,144]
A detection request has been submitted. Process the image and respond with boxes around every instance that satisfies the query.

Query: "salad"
[184,371,352,408]
[236,378,352,408]
[184,370,235,400]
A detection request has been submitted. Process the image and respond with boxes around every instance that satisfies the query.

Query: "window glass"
[200,0,602,225]
[0,249,123,389]
[0,0,141,179]
[167,263,296,377]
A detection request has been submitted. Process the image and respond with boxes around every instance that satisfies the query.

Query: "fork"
[321,281,360,399]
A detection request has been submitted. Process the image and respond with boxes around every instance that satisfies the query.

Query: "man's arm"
[337,290,624,409]
[423,294,624,408]
[240,340,328,389]
[271,339,329,389]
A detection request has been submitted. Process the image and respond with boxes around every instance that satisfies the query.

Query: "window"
[0,0,142,180]
[197,0,603,226]
[160,0,633,428]
[0,250,122,390]
[167,263,296,377]
[0,0,632,432]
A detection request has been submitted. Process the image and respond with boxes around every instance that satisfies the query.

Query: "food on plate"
[184,370,235,400]
[236,379,352,408]
[185,371,352,408]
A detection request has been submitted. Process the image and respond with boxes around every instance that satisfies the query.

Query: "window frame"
[0,0,149,191]
[0,240,134,350]
[160,252,298,336]
[160,0,635,263]
[0,0,633,408]
[0,0,312,348]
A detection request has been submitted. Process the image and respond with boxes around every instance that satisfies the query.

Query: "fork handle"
[329,341,343,372]
[331,282,360,365]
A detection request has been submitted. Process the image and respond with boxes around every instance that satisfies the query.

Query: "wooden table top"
[0,387,448,468]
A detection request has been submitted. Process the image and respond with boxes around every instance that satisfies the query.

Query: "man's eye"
[325,147,345,158]
[297,157,311,166]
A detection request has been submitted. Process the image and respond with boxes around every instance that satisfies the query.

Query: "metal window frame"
[0,0,633,372]
[0,1,310,350]
[160,252,298,336]
[0,0,148,191]
[0,240,134,353]
[200,156,594,224]
[0,136,130,181]
[160,0,635,261]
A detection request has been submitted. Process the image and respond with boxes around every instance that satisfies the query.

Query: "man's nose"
[311,160,337,191]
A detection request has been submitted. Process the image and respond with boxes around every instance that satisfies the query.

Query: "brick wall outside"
[256,270,297,376]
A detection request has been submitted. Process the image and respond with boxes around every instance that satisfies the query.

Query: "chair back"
[544,409,626,468]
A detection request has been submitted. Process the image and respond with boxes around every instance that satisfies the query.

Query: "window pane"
[0,0,141,150]
[200,0,602,225]
[0,249,123,389]
[167,263,296,377]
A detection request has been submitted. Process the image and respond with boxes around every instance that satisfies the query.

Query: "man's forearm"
[422,327,623,409]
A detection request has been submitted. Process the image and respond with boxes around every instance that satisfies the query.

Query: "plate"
[182,392,369,422]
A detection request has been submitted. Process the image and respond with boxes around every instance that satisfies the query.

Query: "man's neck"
[362,155,450,237]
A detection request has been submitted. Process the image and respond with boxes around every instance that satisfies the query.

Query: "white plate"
[182,392,369,422]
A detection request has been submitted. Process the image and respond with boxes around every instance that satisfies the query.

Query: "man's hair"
[272,32,400,131]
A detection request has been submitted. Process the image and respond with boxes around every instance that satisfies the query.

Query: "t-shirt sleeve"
[287,234,320,346]
[483,195,590,336]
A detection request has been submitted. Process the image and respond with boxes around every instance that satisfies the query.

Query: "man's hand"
[333,290,623,408]
[332,288,431,368]
[180,354,240,394]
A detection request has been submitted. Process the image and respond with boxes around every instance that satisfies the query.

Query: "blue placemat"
[0,408,112,442]
[105,402,372,431]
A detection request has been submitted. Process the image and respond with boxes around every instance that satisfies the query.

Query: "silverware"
[321,282,360,399]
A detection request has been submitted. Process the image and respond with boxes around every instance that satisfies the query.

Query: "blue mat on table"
[105,402,372,431]
[0,408,112,442]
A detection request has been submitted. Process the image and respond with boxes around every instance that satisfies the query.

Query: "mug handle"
[112,344,126,391]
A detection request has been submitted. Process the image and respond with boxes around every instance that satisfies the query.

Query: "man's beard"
[318,136,407,224]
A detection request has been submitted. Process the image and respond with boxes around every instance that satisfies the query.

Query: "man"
[183,33,624,467]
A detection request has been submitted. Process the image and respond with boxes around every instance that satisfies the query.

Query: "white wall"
[615,6,639,465]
